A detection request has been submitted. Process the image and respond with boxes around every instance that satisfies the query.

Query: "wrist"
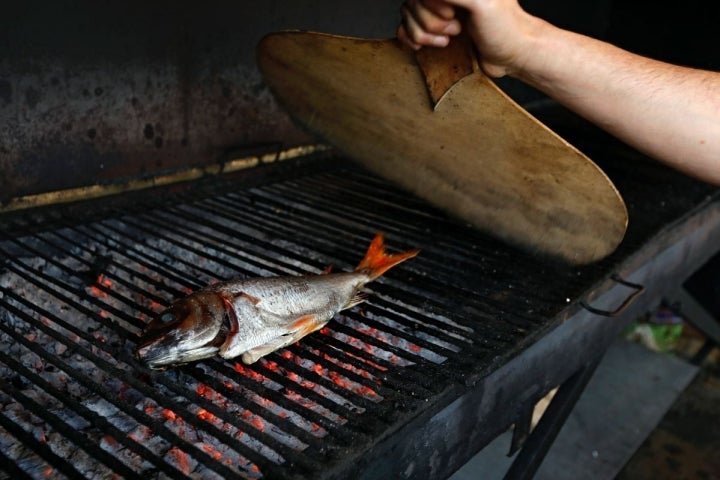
[504,14,554,80]
[474,8,548,79]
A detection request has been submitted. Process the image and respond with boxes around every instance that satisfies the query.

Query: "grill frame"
[1,140,718,479]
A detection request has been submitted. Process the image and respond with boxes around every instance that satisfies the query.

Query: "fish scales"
[136,233,419,369]
[213,272,366,320]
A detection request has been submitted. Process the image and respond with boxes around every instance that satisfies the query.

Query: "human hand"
[397,0,542,78]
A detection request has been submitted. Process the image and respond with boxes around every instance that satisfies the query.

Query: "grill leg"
[502,356,603,480]
[507,403,534,457]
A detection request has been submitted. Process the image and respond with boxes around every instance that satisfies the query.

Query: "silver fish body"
[212,271,369,361]
[135,233,418,369]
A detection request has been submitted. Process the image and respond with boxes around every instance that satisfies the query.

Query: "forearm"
[399,0,720,184]
[514,20,720,184]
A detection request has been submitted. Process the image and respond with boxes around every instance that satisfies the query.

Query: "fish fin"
[241,336,292,364]
[343,291,368,310]
[239,314,326,364]
[321,264,333,275]
[354,232,420,280]
[288,314,322,337]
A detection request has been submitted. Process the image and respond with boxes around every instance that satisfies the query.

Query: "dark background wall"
[0,0,717,200]
[606,0,720,71]
[0,1,402,201]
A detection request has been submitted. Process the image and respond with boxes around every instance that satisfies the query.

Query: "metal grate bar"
[144,367,321,474]
[1,259,138,343]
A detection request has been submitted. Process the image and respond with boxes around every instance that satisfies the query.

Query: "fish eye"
[160,312,175,323]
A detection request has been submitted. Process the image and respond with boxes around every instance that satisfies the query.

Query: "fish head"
[135,292,228,369]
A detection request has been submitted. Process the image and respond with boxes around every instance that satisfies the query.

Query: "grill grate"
[0,152,715,479]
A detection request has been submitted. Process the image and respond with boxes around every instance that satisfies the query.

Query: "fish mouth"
[135,307,232,369]
[137,343,222,370]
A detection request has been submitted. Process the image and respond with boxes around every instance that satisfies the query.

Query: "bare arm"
[399,0,720,184]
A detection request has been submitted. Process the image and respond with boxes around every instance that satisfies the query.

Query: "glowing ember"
[200,443,223,461]
[197,408,216,422]
[162,409,178,421]
[97,274,113,288]
[89,285,106,298]
[167,447,191,475]
[251,416,265,432]
[86,274,115,299]
[196,383,216,400]
[233,363,269,383]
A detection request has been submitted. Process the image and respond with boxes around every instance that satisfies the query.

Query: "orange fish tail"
[355,232,419,280]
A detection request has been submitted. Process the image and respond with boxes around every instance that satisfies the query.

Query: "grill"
[0,156,541,478]
[1,134,719,479]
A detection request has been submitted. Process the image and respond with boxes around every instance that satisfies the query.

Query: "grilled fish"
[135,233,419,369]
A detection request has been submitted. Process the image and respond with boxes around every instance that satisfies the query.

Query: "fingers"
[399,0,462,49]
[417,0,457,22]
[397,24,423,51]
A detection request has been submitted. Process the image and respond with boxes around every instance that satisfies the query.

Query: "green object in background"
[650,323,684,351]
[625,317,684,352]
